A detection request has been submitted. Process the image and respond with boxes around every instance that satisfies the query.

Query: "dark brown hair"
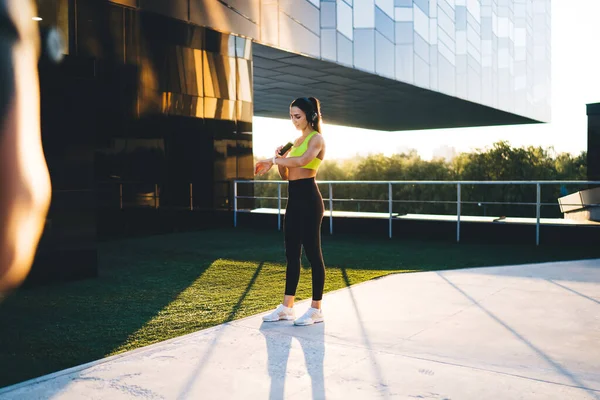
[291,97,322,133]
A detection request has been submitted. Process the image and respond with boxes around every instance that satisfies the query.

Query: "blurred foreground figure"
[0,0,51,295]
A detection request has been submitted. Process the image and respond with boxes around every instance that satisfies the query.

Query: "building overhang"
[253,43,541,132]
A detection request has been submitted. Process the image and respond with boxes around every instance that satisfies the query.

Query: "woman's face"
[290,106,308,131]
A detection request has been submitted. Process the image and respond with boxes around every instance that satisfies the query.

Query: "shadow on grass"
[0,248,217,389]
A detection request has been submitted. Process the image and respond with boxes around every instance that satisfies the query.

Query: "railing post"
[189,183,193,211]
[233,180,238,228]
[154,184,159,209]
[119,183,123,210]
[536,183,541,246]
[456,183,461,243]
[277,183,282,231]
[329,183,333,235]
[388,183,393,239]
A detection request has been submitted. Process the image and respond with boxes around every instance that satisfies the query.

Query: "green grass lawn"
[1,227,599,388]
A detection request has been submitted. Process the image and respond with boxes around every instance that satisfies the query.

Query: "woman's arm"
[277,164,289,180]
[0,0,52,294]
[274,145,290,180]
[274,135,323,168]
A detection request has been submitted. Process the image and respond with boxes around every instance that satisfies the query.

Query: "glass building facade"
[262,0,551,123]
[29,0,550,282]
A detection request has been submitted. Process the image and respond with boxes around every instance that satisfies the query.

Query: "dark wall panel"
[588,104,600,182]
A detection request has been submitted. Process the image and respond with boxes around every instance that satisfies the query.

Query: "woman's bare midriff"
[288,166,320,181]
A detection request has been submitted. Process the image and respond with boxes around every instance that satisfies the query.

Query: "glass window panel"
[467,0,480,23]
[515,27,526,46]
[481,16,492,40]
[482,54,492,67]
[456,54,467,74]
[260,2,279,45]
[481,39,492,55]
[394,0,412,6]
[205,98,236,120]
[337,0,353,40]
[457,73,468,99]
[498,16,509,37]
[109,6,125,63]
[468,66,481,102]
[467,53,481,74]
[438,40,455,65]
[515,46,526,61]
[438,54,456,94]
[321,29,337,61]
[429,18,437,45]
[414,31,430,63]
[429,0,437,18]
[498,48,509,68]
[456,6,467,31]
[437,8,455,40]
[438,0,455,20]
[375,6,395,42]
[203,52,236,100]
[414,0,429,16]
[236,101,253,123]
[394,7,413,22]
[375,32,395,78]
[353,29,375,72]
[280,0,320,35]
[396,22,413,44]
[376,0,395,18]
[414,54,430,88]
[437,27,455,51]
[125,9,139,64]
[228,35,236,58]
[414,5,429,42]
[236,139,254,179]
[321,2,336,28]
[467,12,480,33]
[533,0,546,14]
[395,44,414,83]
[430,44,438,67]
[278,12,320,57]
[354,0,375,27]
[467,25,480,52]
[141,0,188,21]
[430,63,438,90]
[236,59,252,102]
[481,5,492,17]
[308,0,320,8]
[337,32,353,66]
[456,31,467,55]
[205,30,229,55]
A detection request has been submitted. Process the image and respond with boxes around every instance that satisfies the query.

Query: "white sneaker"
[294,307,324,326]
[262,304,295,322]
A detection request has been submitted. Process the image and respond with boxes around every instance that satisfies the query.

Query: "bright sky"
[253,1,600,161]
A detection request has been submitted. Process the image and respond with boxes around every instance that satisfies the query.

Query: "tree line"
[253,141,588,219]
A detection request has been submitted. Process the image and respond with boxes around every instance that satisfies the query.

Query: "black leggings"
[284,177,326,301]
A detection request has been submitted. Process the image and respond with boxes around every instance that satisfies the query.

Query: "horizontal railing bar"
[235,180,600,185]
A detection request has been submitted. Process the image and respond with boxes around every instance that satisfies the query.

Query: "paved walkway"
[1,259,599,399]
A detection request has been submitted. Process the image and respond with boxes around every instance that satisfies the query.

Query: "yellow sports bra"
[288,131,322,170]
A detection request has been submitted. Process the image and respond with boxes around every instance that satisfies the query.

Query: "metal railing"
[233,180,600,246]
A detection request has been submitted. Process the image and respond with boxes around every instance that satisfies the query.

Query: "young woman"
[255,97,326,326]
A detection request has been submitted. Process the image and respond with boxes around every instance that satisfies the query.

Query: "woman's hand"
[254,159,273,176]
[275,145,291,158]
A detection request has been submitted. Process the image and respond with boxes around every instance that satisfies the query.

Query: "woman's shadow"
[259,319,326,400]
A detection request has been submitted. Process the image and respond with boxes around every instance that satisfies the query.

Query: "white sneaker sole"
[294,317,324,326]
[262,314,295,322]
